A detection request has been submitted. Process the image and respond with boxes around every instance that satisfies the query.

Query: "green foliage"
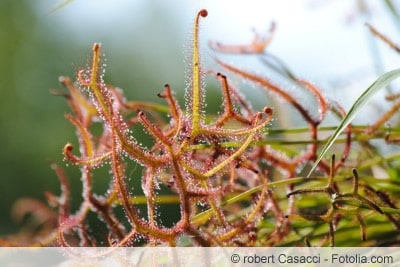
[308,68,400,178]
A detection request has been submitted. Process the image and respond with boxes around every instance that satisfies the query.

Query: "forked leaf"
[307,68,400,178]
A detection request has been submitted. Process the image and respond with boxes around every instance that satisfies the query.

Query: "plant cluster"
[3,9,400,247]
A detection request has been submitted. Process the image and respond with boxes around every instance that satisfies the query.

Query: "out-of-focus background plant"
[1,0,399,243]
[0,0,193,235]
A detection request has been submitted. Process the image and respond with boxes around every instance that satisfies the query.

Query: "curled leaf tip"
[93,43,101,52]
[199,9,208,17]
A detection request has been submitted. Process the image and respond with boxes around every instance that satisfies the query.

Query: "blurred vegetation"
[0,0,199,235]
[0,0,73,234]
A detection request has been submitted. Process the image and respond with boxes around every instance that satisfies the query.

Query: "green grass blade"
[49,0,75,14]
[307,68,400,178]
[384,0,400,21]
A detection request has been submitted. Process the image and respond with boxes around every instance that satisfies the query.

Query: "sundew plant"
[2,4,400,247]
